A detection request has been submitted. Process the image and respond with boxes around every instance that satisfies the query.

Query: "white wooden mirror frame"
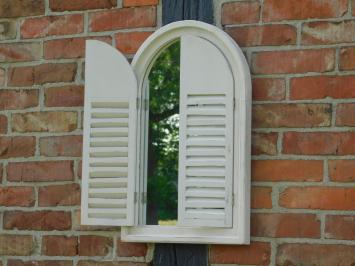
[121,20,251,244]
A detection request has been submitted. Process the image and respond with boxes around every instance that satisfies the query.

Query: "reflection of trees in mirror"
[147,41,180,225]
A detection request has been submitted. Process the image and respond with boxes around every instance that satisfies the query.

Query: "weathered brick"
[279,186,355,210]
[8,63,77,86]
[78,262,146,266]
[336,103,355,126]
[7,161,74,182]
[252,78,285,101]
[221,1,260,25]
[283,132,355,155]
[263,0,348,22]
[0,0,45,18]
[290,75,355,99]
[251,186,272,209]
[0,164,2,182]
[39,184,80,206]
[44,36,111,59]
[117,240,147,257]
[0,235,34,255]
[0,43,41,63]
[252,49,335,74]
[325,215,355,240]
[251,213,320,238]
[4,211,72,230]
[252,132,277,155]
[45,85,84,107]
[0,115,7,134]
[0,136,36,159]
[0,20,17,40]
[0,187,35,207]
[276,243,355,266]
[123,0,158,6]
[21,14,84,39]
[42,236,78,256]
[302,20,355,45]
[0,89,38,110]
[115,31,152,54]
[8,261,72,266]
[50,0,116,11]
[226,25,296,47]
[79,236,113,256]
[329,160,355,182]
[340,47,355,70]
[253,104,331,128]
[89,6,156,32]
[210,242,271,265]
[12,112,77,133]
[40,135,83,157]
[252,160,323,182]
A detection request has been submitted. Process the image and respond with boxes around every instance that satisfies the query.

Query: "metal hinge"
[233,98,236,110]
[134,191,138,203]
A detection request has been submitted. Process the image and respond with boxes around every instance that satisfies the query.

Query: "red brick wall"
[0,0,354,265]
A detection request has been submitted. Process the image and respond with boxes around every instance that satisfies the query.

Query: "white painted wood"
[81,40,138,226]
[121,20,251,244]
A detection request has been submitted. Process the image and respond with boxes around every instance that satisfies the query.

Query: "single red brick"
[50,0,116,11]
[8,261,72,266]
[44,36,111,59]
[0,115,7,134]
[8,63,77,86]
[78,236,113,256]
[276,243,355,266]
[252,104,331,128]
[325,215,355,240]
[302,20,355,45]
[0,0,45,18]
[0,43,41,63]
[42,236,78,256]
[115,31,152,54]
[4,211,72,230]
[0,187,35,207]
[7,161,74,182]
[279,186,355,210]
[221,1,260,25]
[336,103,355,126]
[39,184,80,206]
[40,135,83,157]
[251,213,320,238]
[340,47,355,70]
[329,160,355,182]
[252,49,335,74]
[117,240,147,257]
[89,6,156,32]
[0,136,36,159]
[0,235,34,256]
[0,89,38,110]
[290,75,355,100]
[21,14,84,39]
[12,112,77,133]
[263,0,348,22]
[252,78,286,101]
[210,242,271,265]
[283,132,355,155]
[252,132,277,155]
[123,0,158,6]
[45,85,84,107]
[252,160,323,182]
[251,186,272,209]
[226,25,296,47]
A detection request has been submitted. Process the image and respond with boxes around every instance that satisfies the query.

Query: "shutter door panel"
[178,35,234,228]
[81,40,137,226]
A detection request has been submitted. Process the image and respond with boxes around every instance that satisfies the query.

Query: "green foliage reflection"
[146,41,180,225]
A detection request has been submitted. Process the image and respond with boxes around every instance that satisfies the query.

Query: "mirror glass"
[146,41,180,225]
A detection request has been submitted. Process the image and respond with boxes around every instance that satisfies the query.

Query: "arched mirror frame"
[122,20,251,244]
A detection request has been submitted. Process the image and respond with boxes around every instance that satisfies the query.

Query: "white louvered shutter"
[81,40,137,226]
[178,35,234,228]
